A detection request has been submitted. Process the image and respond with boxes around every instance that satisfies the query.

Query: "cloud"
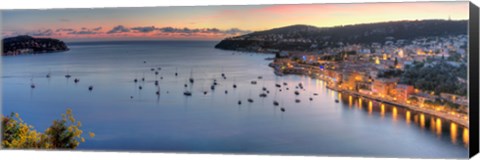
[26,29,55,36]
[55,27,103,35]
[223,28,251,35]
[92,27,102,31]
[56,28,75,32]
[131,26,156,33]
[155,27,250,35]
[107,25,130,34]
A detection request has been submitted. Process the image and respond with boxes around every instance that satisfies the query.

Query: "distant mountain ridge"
[2,35,69,56]
[215,20,468,52]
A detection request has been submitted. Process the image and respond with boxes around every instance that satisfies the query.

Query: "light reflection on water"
[336,91,469,148]
[2,41,468,158]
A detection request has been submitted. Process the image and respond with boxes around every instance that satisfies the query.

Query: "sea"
[1,41,469,158]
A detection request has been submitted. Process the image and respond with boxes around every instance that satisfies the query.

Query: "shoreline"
[271,66,469,129]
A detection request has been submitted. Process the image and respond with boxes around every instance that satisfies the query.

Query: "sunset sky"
[1,2,469,41]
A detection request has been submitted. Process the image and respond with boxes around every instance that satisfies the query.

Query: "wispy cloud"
[5,25,252,39]
[131,26,156,33]
[107,25,130,34]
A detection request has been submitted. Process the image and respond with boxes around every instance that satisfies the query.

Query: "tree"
[1,108,94,149]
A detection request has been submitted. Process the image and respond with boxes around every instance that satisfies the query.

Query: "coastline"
[269,64,469,129]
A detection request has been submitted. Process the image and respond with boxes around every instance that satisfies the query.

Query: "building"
[395,84,415,102]
[372,78,399,98]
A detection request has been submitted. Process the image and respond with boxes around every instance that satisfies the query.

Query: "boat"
[275,84,281,88]
[204,91,208,95]
[189,69,194,83]
[309,97,313,101]
[183,91,192,96]
[335,99,339,103]
[257,76,263,79]
[295,99,301,103]
[233,84,237,88]
[155,71,159,75]
[313,93,318,96]
[273,101,279,106]
[150,68,155,71]
[139,86,143,90]
[30,84,35,89]
[259,93,267,98]
[251,81,257,85]
[225,90,228,94]
[154,80,159,86]
[211,85,215,90]
[134,78,138,83]
[247,98,254,103]
[283,82,287,86]
[88,86,93,91]
[65,74,71,78]
[46,73,50,78]
[238,100,242,105]
[280,107,285,112]
[156,91,160,95]
[262,87,267,91]
[294,91,299,95]
[74,78,80,83]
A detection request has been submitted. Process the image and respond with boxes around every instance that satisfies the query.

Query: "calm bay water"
[2,41,468,158]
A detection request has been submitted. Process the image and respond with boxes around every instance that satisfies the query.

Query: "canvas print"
[1,2,472,159]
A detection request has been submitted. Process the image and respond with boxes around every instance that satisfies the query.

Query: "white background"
[0,0,479,160]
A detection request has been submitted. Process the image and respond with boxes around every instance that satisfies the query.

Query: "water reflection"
[451,122,458,144]
[436,118,442,137]
[463,128,469,147]
[406,111,411,125]
[368,101,373,116]
[336,92,469,148]
[420,114,425,129]
[392,107,398,122]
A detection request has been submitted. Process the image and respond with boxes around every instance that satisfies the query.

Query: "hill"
[2,35,69,56]
[214,20,467,52]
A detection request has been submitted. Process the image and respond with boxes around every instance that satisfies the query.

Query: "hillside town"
[269,34,469,126]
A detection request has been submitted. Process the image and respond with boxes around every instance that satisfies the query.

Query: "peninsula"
[215,20,469,127]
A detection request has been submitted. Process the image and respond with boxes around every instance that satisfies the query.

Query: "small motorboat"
[74,78,80,83]
[238,100,242,105]
[248,98,254,103]
[259,93,267,98]
[280,107,285,112]
[139,86,143,90]
[211,85,215,90]
[275,84,281,88]
[295,99,301,103]
[88,86,93,91]
[233,84,237,88]
[65,74,71,78]
[251,81,257,85]
[204,91,208,95]
[294,91,299,95]
[183,91,192,96]
[309,97,313,101]
[273,101,279,106]
[335,99,339,103]
[313,93,318,96]
[30,84,35,89]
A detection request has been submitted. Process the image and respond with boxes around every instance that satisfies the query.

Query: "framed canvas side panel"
[469,2,479,158]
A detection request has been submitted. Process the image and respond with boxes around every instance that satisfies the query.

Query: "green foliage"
[1,109,94,149]
[377,69,403,78]
[400,61,467,96]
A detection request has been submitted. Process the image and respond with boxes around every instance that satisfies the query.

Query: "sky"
[1,1,469,41]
